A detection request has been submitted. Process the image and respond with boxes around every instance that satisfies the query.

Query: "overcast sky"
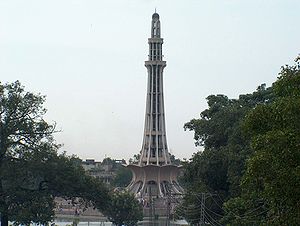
[1,0,299,162]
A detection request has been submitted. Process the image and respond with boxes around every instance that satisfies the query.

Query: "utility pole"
[166,184,171,226]
[149,186,153,226]
[200,193,205,226]
[197,192,218,226]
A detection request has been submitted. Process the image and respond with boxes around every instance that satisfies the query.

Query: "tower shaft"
[140,13,170,166]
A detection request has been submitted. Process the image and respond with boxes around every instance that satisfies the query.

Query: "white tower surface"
[126,12,184,198]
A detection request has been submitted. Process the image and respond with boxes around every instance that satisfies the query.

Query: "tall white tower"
[127,12,183,198]
[140,12,169,166]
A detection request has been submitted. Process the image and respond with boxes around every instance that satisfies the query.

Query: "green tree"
[181,85,273,224]
[129,154,140,164]
[104,191,143,226]
[239,59,300,225]
[0,81,110,225]
[0,81,58,225]
[221,197,268,226]
[169,154,182,166]
[112,166,132,187]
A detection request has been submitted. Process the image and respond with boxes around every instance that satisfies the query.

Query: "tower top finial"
[152,12,159,20]
[151,11,160,37]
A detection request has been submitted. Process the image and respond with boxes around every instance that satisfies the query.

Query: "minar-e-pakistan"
[126,12,184,199]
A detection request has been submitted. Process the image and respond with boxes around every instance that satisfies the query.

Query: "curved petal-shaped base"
[125,164,184,198]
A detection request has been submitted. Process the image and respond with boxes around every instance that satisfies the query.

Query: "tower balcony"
[148,38,164,44]
[145,61,166,66]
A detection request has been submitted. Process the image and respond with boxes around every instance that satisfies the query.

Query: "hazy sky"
[1,0,299,162]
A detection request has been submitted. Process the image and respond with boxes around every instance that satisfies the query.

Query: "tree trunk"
[0,172,9,226]
[1,214,8,226]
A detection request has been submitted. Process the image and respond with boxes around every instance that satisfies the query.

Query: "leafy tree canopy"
[103,191,143,226]
[182,56,300,225]
[0,81,110,226]
[111,165,132,188]
[233,58,300,225]
[181,78,274,224]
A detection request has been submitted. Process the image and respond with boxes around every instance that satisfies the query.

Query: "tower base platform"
[126,164,184,198]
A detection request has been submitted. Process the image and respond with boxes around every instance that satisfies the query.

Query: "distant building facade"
[55,157,126,217]
[82,158,126,184]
